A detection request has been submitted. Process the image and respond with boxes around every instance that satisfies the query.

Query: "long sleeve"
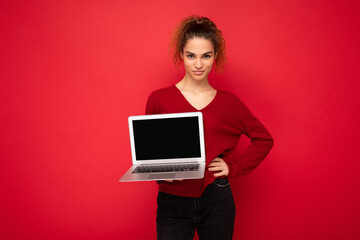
[140,85,274,197]
[145,91,158,115]
[224,97,274,178]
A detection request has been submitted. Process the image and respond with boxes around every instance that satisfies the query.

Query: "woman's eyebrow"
[185,51,213,55]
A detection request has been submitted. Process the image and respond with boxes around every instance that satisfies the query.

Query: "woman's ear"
[180,51,184,59]
[214,52,218,59]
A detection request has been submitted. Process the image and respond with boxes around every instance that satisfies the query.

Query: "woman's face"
[181,37,216,82]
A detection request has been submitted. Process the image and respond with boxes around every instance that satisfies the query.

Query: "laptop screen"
[132,116,201,160]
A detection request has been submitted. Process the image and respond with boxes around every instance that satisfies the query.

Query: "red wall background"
[1,0,359,239]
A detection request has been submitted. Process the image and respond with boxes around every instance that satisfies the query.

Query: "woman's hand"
[163,157,229,182]
[208,157,229,177]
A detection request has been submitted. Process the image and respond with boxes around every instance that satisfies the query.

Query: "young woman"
[145,15,274,240]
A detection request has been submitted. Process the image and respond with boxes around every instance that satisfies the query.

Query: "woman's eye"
[186,55,211,59]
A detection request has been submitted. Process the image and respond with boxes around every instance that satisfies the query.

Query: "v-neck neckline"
[173,85,219,111]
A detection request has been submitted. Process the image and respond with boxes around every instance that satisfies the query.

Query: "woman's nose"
[195,58,203,69]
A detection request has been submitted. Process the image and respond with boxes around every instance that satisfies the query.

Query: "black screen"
[132,117,201,160]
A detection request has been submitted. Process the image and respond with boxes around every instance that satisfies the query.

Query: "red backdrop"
[1,0,359,239]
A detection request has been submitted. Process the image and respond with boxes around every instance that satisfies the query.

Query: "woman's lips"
[193,71,205,75]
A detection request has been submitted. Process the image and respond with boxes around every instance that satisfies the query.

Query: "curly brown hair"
[169,15,227,73]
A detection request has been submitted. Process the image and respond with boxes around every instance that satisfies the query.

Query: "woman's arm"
[145,91,183,183]
[224,97,274,178]
[145,91,158,115]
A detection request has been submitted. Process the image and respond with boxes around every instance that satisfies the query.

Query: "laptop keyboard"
[132,163,199,174]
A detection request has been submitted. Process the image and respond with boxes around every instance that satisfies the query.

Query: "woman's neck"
[176,75,214,94]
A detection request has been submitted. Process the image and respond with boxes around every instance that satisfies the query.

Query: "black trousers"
[156,178,236,240]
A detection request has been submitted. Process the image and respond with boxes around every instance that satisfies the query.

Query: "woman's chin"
[190,73,209,81]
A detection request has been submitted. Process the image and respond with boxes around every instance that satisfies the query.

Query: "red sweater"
[145,85,274,197]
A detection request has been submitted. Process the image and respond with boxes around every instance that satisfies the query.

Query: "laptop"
[119,112,206,182]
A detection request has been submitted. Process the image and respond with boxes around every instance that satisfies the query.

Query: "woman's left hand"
[207,157,229,177]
